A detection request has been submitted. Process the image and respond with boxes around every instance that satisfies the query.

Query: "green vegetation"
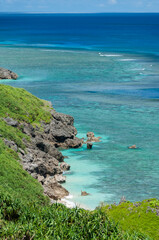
[0,84,157,239]
[101,199,159,239]
[0,120,28,149]
[0,84,52,124]
[0,84,52,149]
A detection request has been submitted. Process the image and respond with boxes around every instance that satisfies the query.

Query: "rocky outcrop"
[128,145,137,149]
[81,191,90,196]
[0,67,18,80]
[86,132,101,143]
[87,142,93,149]
[4,117,18,127]
[44,181,69,200]
[4,139,18,152]
[60,162,70,171]
[3,110,83,201]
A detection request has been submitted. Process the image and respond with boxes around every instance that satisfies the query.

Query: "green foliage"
[0,139,49,206]
[0,84,52,124]
[0,198,148,240]
[0,120,29,149]
[102,200,159,239]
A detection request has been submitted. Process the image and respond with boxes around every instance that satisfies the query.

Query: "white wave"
[65,194,73,199]
[132,68,145,71]
[61,197,76,208]
[99,53,122,57]
[119,59,137,61]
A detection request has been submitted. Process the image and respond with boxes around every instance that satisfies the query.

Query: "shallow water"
[1,13,159,209]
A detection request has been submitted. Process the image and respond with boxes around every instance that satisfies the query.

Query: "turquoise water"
[1,46,159,209]
[1,13,159,209]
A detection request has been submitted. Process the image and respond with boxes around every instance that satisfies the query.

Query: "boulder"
[128,145,137,149]
[44,182,69,200]
[60,162,70,171]
[86,132,101,143]
[0,67,18,80]
[81,191,90,196]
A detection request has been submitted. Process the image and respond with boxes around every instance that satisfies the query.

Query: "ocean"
[0,13,159,209]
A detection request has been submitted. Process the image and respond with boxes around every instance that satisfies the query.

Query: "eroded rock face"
[4,139,18,152]
[60,162,70,171]
[3,107,83,202]
[54,174,66,183]
[0,67,18,80]
[44,182,69,200]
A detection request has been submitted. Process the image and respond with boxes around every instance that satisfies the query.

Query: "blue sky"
[0,0,159,13]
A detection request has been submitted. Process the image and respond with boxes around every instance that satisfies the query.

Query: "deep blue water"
[0,13,159,209]
[0,13,159,54]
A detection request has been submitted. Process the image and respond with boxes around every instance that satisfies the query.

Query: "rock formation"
[81,191,90,196]
[3,109,83,201]
[0,67,18,80]
[87,142,93,149]
[128,145,137,149]
[86,132,101,143]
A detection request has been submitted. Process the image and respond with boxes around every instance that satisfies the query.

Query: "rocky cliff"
[3,108,83,201]
[0,84,83,202]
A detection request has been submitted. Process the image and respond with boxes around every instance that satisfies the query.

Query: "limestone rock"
[35,160,62,177]
[3,117,18,127]
[64,137,83,148]
[0,67,18,80]
[86,132,101,143]
[54,174,66,183]
[44,182,69,200]
[128,145,137,149]
[60,162,70,171]
[4,139,18,152]
[81,191,90,196]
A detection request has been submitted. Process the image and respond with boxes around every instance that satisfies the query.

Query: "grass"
[101,200,159,239]
[0,84,52,124]
[0,139,48,206]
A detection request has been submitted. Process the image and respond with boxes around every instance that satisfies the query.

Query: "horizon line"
[0,11,159,14]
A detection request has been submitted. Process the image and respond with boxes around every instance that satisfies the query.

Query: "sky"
[0,0,159,13]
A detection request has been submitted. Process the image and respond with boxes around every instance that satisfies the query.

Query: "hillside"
[0,84,156,239]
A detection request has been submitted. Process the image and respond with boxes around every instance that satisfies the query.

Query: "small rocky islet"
[0,67,18,80]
